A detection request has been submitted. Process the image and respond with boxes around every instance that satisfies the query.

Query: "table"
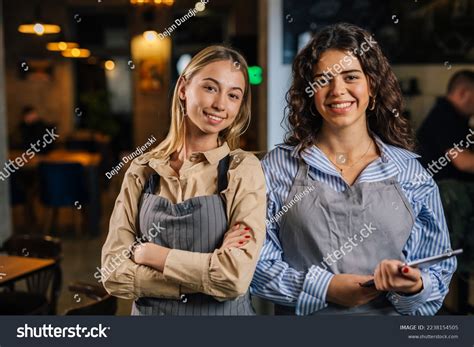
[9,149,101,167]
[0,255,55,287]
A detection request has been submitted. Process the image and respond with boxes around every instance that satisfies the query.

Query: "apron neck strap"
[144,154,230,195]
[295,159,309,184]
[217,154,230,193]
[144,173,160,194]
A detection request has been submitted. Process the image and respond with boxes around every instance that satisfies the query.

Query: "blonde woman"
[101,46,266,315]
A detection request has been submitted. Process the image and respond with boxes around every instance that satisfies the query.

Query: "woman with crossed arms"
[102,46,266,315]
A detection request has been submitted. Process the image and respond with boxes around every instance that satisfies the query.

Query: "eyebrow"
[202,77,244,93]
[313,69,363,78]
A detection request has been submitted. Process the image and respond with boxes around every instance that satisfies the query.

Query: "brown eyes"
[203,85,241,100]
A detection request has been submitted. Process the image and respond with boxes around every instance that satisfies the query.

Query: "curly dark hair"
[284,22,415,152]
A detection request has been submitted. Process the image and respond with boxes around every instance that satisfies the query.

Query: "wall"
[266,0,291,150]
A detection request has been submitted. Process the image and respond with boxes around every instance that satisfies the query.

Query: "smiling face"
[179,60,245,137]
[313,49,372,130]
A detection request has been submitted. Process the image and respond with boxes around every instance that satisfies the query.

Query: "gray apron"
[131,155,255,315]
[275,159,415,315]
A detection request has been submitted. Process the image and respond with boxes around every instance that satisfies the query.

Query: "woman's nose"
[328,76,347,96]
[212,92,226,111]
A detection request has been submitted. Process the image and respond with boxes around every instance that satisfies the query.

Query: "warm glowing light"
[61,48,91,58]
[130,0,174,5]
[46,41,79,51]
[104,60,115,70]
[18,23,61,35]
[34,23,44,35]
[143,30,159,42]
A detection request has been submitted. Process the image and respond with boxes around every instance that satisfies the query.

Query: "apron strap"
[144,173,160,194]
[217,154,230,193]
[143,154,230,195]
[294,159,309,184]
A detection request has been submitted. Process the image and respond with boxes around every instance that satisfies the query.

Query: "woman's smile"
[203,110,226,124]
[325,100,356,114]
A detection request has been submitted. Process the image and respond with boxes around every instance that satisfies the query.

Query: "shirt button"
[233,155,241,163]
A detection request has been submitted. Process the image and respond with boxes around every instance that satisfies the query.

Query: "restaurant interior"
[0,0,473,316]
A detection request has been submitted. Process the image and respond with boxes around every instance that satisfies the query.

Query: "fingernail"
[245,235,250,238]
[244,227,250,230]
[239,241,244,244]
[402,267,409,273]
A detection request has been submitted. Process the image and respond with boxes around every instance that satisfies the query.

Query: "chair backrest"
[9,170,27,205]
[64,282,117,315]
[65,139,99,153]
[38,162,88,207]
[2,235,62,314]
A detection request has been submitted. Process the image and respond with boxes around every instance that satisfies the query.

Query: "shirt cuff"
[162,249,211,292]
[295,266,334,316]
[387,269,433,315]
[134,265,181,299]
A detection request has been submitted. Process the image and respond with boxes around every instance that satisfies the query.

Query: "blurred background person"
[417,70,474,181]
[18,105,56,152]
[417,70,474,314]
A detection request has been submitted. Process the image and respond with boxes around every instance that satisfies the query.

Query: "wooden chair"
[64,282,117,315]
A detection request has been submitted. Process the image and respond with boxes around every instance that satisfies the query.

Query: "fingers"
[224,223,251,239]
[374,260,421,292]
[222,234,252,248]
[400,266,421,282]
[221,223,252,249]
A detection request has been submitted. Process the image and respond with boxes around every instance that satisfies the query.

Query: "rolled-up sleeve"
[101,161,184,300]
[162,153,267,299]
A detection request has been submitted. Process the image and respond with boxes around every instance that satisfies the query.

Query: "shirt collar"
[136,141,230,167]
[201,141,230,164]
[276,135,419,179]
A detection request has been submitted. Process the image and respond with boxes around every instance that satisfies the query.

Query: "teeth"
[205,112,222,121]
[330,102,352,109]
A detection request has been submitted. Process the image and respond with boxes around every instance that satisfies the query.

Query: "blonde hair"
[154,45,251,158]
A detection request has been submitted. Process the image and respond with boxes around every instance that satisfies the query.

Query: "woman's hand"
[373,259,423,294]
[326,274,381,308]
[219,223,252,250]
[131,242,170,272]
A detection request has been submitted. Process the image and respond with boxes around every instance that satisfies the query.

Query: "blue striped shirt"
[250,136,457,315]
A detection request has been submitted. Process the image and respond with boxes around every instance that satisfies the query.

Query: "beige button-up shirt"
[101,142,266,301]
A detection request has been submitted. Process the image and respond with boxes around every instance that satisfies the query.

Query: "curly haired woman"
[251,23,456,315]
